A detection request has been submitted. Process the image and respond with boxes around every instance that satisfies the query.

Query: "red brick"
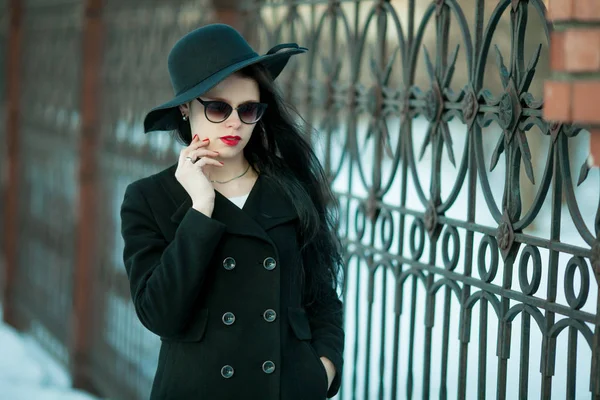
[572,82,600,124]
[591,129,600,167]
[544,81,572,122]
[548,0,574,21]
[564,29,600,72]
[574,0,600,21]
[550,31,566,71]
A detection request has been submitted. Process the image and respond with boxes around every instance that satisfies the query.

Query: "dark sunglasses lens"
[205,102,232,122]
[238,103,265,123]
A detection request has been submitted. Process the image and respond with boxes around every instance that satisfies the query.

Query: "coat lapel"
[159,163,297,244]
[250,174,298,231]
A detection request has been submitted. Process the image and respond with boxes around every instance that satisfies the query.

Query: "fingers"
[188,148,219,162]
[180,135,210,162]
[188,135,210,151]
[178,135,223,167]
[195,156,224,168]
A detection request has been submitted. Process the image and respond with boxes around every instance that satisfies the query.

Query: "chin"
[218,146,244,157]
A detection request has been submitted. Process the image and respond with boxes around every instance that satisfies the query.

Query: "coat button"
[263,257,277,270]
[223,257,236,270]
[262,360,275,374]
[221,365,234,378]
[222,312,235,325]
[263,309,277,322]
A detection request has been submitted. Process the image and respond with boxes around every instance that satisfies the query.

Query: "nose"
[224,109,242,128]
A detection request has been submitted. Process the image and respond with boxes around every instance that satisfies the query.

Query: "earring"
[182,114,188,121]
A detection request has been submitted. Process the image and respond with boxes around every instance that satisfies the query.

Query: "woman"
[120,23,344,400]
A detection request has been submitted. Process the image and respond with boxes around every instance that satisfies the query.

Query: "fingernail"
[202,138,209,142]
[192,134,198,141]
[214,151,220,154]
[219,161,224,165]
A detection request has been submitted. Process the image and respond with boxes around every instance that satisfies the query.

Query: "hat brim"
[143,47,307,133]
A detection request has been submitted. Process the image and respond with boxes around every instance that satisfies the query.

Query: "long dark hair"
[173,64,344,308]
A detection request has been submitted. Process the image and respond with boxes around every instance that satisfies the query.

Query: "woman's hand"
[320,356,336,390]
[174,135,223,216]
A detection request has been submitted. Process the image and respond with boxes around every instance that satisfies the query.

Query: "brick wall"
[544,0,600,166]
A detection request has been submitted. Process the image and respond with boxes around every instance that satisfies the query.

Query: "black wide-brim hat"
[143,23,307,133]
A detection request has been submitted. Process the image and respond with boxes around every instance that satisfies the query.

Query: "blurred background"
[0,0,598,399]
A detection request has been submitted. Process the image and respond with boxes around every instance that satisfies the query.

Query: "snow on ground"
[0,307,98,400]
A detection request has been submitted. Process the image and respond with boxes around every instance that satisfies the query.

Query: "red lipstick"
[220,136,241,146]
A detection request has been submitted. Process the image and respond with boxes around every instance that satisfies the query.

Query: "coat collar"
[158,163,297,244]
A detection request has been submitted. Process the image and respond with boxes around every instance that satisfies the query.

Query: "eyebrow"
[203,96,260,104]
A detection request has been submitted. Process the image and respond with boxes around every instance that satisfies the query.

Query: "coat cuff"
[182,206,227,234]
[313,342,343,398]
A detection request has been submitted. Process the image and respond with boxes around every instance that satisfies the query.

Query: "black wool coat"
[120,163,344,400]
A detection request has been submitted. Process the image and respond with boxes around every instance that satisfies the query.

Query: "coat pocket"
[288,307,312,340]
[161,308,209,342]
[288,307,329,397]
[307,341,329,397]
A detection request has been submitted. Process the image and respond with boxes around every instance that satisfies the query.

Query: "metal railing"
[238,1,599,399]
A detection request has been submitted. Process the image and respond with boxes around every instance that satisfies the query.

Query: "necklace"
[210,163,251,184]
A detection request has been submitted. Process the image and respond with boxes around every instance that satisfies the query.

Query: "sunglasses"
[196,98,268,124]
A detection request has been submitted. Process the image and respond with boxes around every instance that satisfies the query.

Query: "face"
[179,73,261,160]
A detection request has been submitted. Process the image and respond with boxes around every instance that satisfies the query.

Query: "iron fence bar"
[72,0,104,393]
[566,326,577,399]
[518,311,531,399]
[2,0,22,330]
[346,1,361,398]
[478,294,488,400]
[541,124,562,398]
[459,0,484,396]
[364,223,376,399]
[423,243,436,400]
[403,2,416,396]
[338,0,356,392]
[374,3,386,400]
[439,280,451,400]
[496,260,512,400]
[593,291,600,399]
[407,273,418,399]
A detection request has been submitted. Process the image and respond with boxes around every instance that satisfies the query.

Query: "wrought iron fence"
[239,0,599,399]
[2,0,598,399]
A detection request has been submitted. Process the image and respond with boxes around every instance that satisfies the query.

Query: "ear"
[178,102,190,114]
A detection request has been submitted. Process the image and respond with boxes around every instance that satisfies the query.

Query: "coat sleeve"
[120,181,226,338]
[304,252,345,399]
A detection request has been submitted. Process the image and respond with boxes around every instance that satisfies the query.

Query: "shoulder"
[124,162,179,204]
[127,163,177,191]
[120,162,183,233]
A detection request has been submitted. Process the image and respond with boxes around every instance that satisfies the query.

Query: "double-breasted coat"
[120,163,344,399]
